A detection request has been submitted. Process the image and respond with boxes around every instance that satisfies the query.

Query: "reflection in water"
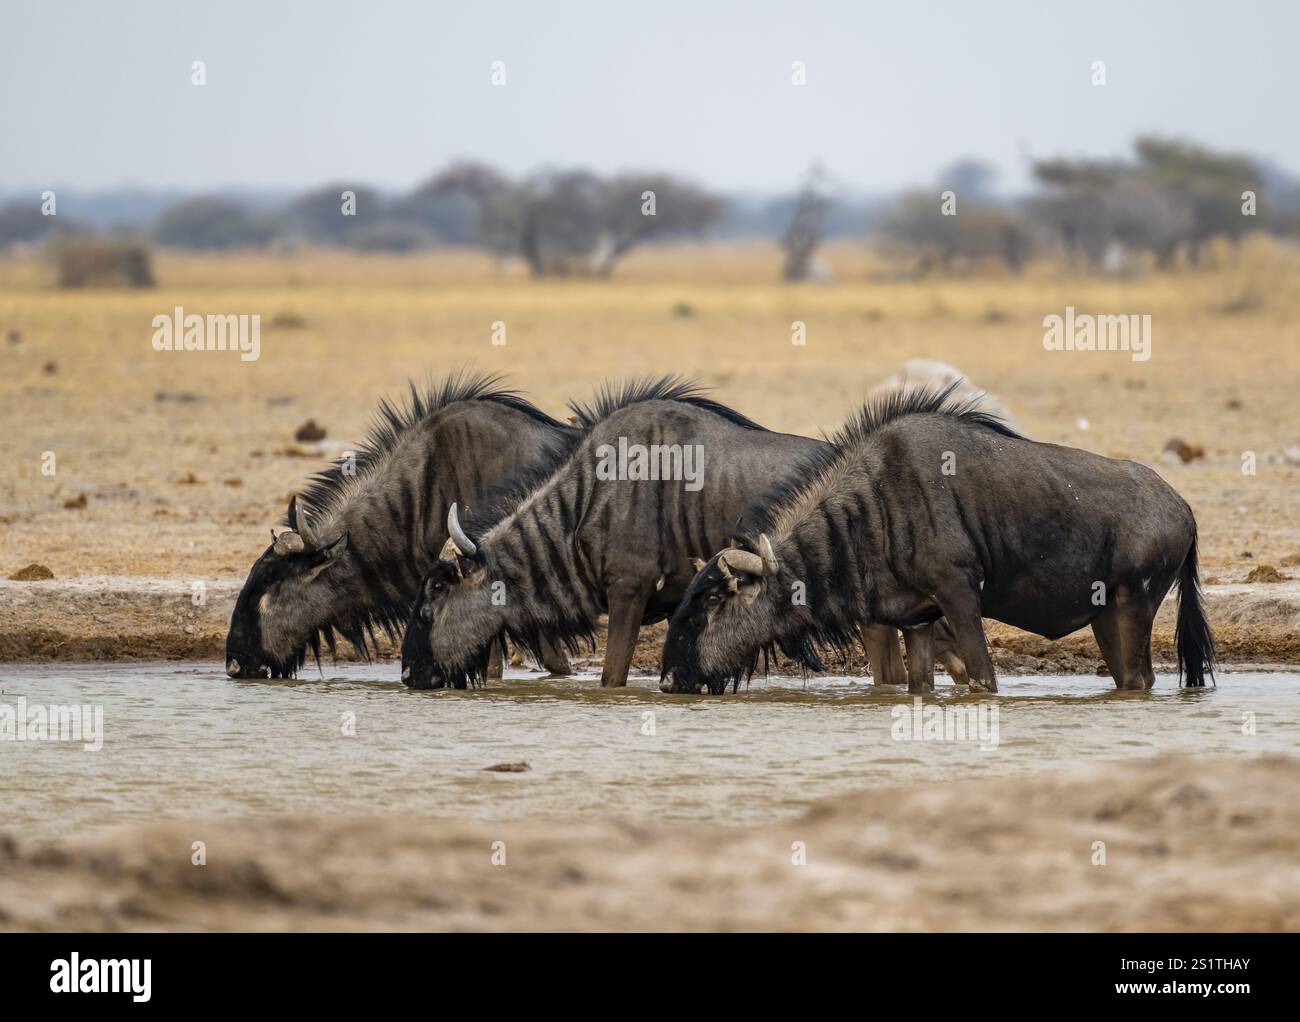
[2,662,1294,840]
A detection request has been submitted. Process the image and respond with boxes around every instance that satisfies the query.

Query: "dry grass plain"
[1,240,1298,661]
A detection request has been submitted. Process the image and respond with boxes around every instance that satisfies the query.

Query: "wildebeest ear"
[320,532,348,560]
[692,558,707,572]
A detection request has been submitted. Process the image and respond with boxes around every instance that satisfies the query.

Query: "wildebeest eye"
[705,593,723,607]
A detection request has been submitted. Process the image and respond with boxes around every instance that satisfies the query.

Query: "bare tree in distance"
[154,196,272,249]
[280,183,383,246]
[879,161,1035,276]
[780,165,832,281]
[505,169,722,277]
[399,160,517,250]
[1031,137,1267,269]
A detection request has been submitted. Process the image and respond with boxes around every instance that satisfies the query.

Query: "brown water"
[2,662,1295,840]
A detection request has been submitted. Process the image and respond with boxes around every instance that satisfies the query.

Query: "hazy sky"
[4,0,1297,194]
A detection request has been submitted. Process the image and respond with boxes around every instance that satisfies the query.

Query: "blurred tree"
[594,173,723,276]
[1028,169,1193,269]
[0,202,63,248]
[1030,138,1271,269]
[505,169,721,276]
[397,161,515,246]
[280,184,384,245]
[154,196,271,249]
[880,190,1034,274]
[781,166,832,281]
[940,158,998,204]
[1133,136,1265,260]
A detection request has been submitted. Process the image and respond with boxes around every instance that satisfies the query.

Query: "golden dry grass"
[1,239,1298,581]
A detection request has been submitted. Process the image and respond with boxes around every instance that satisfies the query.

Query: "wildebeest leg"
[937,651,969,685]
[487,641,504,680]
[601,583,652,688]
[1139,635,1156,690]
[861,624,906,685]
[932,617,969,685]
[902,624,935,695]
[1116,588,1157,691]
[934,589,997,693]
[1090,606,1125,689]
[538,637,572,676]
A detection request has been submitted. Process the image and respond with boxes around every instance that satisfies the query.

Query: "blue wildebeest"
[399,377,847,690]
[225,372,577,679]
[660,384,1215,695]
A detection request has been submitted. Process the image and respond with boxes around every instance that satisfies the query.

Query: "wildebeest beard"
[405,553,603,686]
[662,541,859,695]
[714,635,827,694]
[262,592,394,680]
[664,568,829,695]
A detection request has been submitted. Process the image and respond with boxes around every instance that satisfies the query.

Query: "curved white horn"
[296,506,320,548]
[446,502,477,557]
[719,548,765,576]
[758,534,779,576]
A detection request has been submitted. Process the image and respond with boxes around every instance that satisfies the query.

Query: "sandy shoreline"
[2,755,1295,931]
[3,575,1298,671]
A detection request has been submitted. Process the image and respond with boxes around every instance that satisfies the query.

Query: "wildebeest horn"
[758,534,779,576]
[718,548,765,576]
[447,502,477,556]
[288,494,322,548]
[273,531,305,557]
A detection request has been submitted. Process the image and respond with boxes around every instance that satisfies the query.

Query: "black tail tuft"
[1176,531,1216,687]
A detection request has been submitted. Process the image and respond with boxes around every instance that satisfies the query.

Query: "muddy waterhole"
[2,663,1295,841]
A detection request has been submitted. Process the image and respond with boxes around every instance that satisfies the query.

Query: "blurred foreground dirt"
[3,756,1297,931]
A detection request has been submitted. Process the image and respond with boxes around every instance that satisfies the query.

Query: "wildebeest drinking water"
[399,377,833,690]
[659,384,1215,695]
[225,372,577,679]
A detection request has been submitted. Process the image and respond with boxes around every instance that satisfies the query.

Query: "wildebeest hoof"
[968,678,998,693]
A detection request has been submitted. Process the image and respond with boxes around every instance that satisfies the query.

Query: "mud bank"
[2,576,1299,672]
[2,756,1296,931]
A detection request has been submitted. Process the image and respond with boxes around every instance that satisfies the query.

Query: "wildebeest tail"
[1176,530,1215,688]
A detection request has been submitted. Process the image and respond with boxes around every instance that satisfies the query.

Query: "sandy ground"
[2,755,1296,931]
[2,242,1298,659]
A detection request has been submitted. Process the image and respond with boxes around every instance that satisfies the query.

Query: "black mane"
[293,369,569,523]
[463,375,767,537]
[832,379,1021,447]
[567,375,768,433]
[736,380,1019,542]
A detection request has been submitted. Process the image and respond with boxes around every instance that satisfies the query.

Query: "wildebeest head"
[400,503,503,690]
[225,495,350,679]
[660,534,784,695]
